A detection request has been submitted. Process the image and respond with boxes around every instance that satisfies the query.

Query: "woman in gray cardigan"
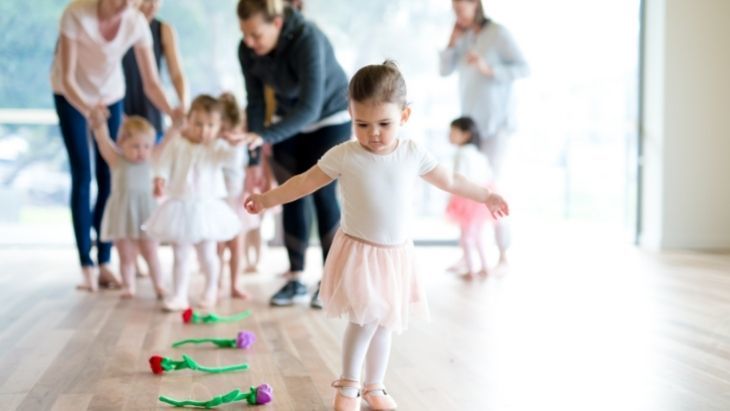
[237,0,351,308]
[440,0,529,265]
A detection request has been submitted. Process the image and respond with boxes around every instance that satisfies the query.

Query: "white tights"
[340,322,393,397]
[170,241,219,304]
[460,222,488,274]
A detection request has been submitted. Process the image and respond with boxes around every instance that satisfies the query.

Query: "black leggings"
[269,122,351,272]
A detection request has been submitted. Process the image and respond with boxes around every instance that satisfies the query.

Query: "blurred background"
[0,0,647,247]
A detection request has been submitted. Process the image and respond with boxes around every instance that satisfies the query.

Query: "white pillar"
[640,0,730,250]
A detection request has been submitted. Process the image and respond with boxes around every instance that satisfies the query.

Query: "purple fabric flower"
[255,384,273,404]
[236,331,256,349]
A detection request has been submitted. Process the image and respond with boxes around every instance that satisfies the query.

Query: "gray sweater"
[238,8,349,145]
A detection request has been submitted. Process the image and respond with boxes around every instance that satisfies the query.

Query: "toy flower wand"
[172,331,256,349]
[149,354,249,375]
[182,308,253,324]
[159,384,273,407]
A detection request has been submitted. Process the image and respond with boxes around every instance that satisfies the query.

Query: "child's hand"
[88,105,109,130]
[466,51,493,77]
[244,133,264,149]
[484,193,509,219]
[243,193,266,214]
[153,177,165,198]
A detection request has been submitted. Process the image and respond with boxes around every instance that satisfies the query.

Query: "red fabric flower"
[149,355,165,374]
[182,308,194,324]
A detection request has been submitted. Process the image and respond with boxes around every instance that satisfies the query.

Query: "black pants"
[269,122,351,272]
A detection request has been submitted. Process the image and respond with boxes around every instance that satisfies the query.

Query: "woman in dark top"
[237,0,351,308]
[123,0,187,139]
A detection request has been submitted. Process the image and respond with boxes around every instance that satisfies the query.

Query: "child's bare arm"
[422,164,509,218]
[245,165,333,214]
[88,106,119,168]
[153,120,183,161]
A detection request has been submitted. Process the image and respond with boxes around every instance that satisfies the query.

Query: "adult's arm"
[239,42,266,166]
[160,22,188,107]
[134,43,173,116]
[58,35,92,118]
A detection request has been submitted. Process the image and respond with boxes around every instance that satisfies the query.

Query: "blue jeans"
[54,94,122,267]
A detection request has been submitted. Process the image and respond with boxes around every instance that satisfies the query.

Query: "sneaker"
[270,280,308,306]
[310,281,323,309]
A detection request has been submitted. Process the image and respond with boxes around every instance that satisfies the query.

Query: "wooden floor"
[1,226,729,410]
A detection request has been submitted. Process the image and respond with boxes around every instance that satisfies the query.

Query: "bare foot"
[460,272,477,281]
[98,265,122,289]
[478,269,490,279]
[154,287,166,301]
[162,296,189,312]
[446,258,467,273]
[231,287,249,300]
[76,267,98,292]
[120,287,135,299]
[197,293,218,309]
[244,265,258,274]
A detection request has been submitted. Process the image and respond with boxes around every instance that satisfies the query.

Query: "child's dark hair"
[348,60,407,108]
[450,116,481,147]
[189,94,223,116]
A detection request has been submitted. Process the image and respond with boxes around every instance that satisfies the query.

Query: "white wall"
[641,0,730,250]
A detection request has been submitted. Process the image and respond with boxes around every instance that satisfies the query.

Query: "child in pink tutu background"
[445,116,495,280]
[245,61,509,411]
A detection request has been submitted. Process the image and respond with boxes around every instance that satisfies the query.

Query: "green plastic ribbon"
[183,308,253,324]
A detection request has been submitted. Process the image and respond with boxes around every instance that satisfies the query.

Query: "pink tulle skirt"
[445,195,493,227]
[320,230,429,333]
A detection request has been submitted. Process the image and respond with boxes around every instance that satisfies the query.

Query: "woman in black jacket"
[237,0,351,308]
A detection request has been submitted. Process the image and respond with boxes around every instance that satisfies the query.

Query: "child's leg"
[339,322,379,397]
[244,228,261,272]
[164,243,192,311]
[459,224,479,279]
[115,238,138,298]
[363,326,393,396]
[472,222,490,277]
[228,234,248,299]
[138,238,165,299]
[194,240,220,308]
[216,241,226,290]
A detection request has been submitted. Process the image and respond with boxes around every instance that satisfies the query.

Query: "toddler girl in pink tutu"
[244,61,509,411]
[445,116,495,280]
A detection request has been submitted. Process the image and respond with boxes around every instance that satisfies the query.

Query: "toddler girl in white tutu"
[144,95,242,311]
[245,61,509,411]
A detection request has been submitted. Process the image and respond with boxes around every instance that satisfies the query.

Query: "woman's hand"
[243,193,266,214]
[448,23,465,48]
[170,106,186,129]
[88,104,109,130]
[484,193,509,219]
[244,132,265,149]
[466,51,494,77]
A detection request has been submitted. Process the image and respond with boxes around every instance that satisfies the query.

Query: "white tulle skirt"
[320,230,429,333]
[143,197,241,244]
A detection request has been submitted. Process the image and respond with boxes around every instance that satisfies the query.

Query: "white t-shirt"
[318,139,438,245]
[50,0,152,105]
[453,144,492,185]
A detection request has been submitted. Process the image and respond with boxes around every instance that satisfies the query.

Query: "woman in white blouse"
[440,0,529,264]
[51,0,180,291]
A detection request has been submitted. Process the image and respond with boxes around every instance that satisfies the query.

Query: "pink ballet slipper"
[362,383,397,410]
[331,378,361,411]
